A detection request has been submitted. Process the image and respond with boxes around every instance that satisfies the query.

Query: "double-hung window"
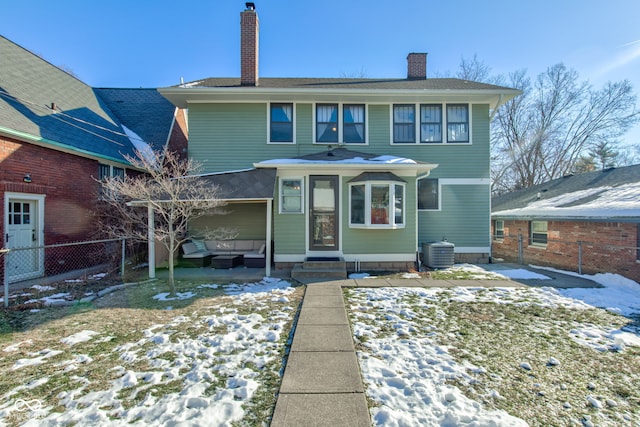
[316,104,338,142]
[99,164,126,180]
[530,221,548,247]
[315,104,366,144]
[447,104,469,143]
[349,177,405,228]
[494,220,504,240]
[343,104,365,143]
[420,105,442,143]
[393,103,470,144]
[279,178,303,214]
[270,103,294,143]
[393,104,415,143]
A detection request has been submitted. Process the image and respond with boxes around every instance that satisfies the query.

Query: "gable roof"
[492,165,640,221]
[0,36,174,166]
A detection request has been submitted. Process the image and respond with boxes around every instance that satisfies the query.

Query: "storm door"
[309,175,339,251]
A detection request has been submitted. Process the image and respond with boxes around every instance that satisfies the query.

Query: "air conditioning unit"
[422,242,455,269]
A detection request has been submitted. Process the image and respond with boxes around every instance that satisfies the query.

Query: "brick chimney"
[240,3,259,86]
[407,52,427,80]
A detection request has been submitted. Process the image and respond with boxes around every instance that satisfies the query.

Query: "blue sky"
[4,0,640,144]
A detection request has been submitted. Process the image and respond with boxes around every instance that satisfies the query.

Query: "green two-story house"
[159,5,520,276]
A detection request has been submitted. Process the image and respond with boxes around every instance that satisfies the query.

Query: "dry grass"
[0,280,303,426]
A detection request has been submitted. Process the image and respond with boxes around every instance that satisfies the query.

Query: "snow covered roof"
[254,148,438,175]
[492,165,640,221]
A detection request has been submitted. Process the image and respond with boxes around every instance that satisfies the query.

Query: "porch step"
[291,258,347,282]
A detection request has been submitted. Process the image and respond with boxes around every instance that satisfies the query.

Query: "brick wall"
[1,135,103,244]
[492,219,640,283]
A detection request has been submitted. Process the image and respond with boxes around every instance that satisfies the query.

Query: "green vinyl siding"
[418,184,490,247]
[273,180,306,254]
[368,104,390,146]
[296,103,312,143]
[189,203,267,239]
[341,177,417,254]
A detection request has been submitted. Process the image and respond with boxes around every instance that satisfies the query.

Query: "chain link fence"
[2,238,146,307]
[492,232,640,282]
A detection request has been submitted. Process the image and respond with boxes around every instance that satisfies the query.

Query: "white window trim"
[494,220,504,241]
[390,103,473,145]
[279,177,304,214]
[349,181,405,229]
[268,102,296,144]
[530,220,548,248]
[99,163,127,180]
[313,103,368,145]
[417,178,441,211]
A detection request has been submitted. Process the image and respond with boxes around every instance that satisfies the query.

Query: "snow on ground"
[0,278,296,426]
[348,264,640,426]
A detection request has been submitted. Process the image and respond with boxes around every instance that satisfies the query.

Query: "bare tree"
[491,63,639,193]
[99,148,227,293]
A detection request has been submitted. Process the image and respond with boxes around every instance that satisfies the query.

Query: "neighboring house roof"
[492,165,640,221]
[0,36,173,166]
[94,88,176,153]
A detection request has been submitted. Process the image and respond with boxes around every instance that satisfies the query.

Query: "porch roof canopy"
[128,168,277,206]
[254,148,437,176]
[195,168,276,202]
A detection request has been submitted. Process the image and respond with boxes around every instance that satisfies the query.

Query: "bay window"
[349,175,405,228]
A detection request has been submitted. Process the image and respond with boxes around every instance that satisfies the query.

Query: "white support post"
[148,203,156,279]
[266,199,272,277]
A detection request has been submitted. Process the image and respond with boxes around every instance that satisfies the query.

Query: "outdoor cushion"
[182,242,198,255]
[258,243,266,254]
[234,240,254,251]
[191,239,207,251]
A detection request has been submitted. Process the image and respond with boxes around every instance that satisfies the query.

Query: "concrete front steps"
[291,258,347,282]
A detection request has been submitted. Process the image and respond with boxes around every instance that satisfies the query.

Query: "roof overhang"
[254,160,438,177]
[159,86,520,112]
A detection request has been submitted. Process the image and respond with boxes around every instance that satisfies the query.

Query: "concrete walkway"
[271,278,523,426]
[271,281,371,427]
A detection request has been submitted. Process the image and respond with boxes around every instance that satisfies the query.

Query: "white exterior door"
[4,194,44,282]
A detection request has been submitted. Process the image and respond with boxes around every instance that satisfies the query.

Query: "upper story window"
[393,105,415,143]
[316,104,338,142]
[343,104,365,143]
[420,105,442,143]
[349,174,405,229]
[530,221,548,247]
[279,178,303,214]
[417,178,439,210]
[315,103,366,144]
[447,104,469,143]
[393,103,471,144]
[270,103,294,143]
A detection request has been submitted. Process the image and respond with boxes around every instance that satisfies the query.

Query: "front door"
[309,175,339,251]
[5,196,44,282]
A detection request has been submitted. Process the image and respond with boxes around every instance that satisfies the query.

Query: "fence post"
[2,248,9,308]
[121,238,126,278]
[577,241,582,275]
[518,233,524,264]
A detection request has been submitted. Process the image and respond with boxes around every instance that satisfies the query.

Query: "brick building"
[0,36,186,282]
[491,165,640,283]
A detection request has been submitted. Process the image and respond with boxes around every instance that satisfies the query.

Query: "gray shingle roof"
[183,77,515,92]
[492,165,640,220]
[94,88,176,152]
[198,168,276,200]
[0,36,174,164]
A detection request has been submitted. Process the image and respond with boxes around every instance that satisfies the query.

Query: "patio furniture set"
[180,239,267,268]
